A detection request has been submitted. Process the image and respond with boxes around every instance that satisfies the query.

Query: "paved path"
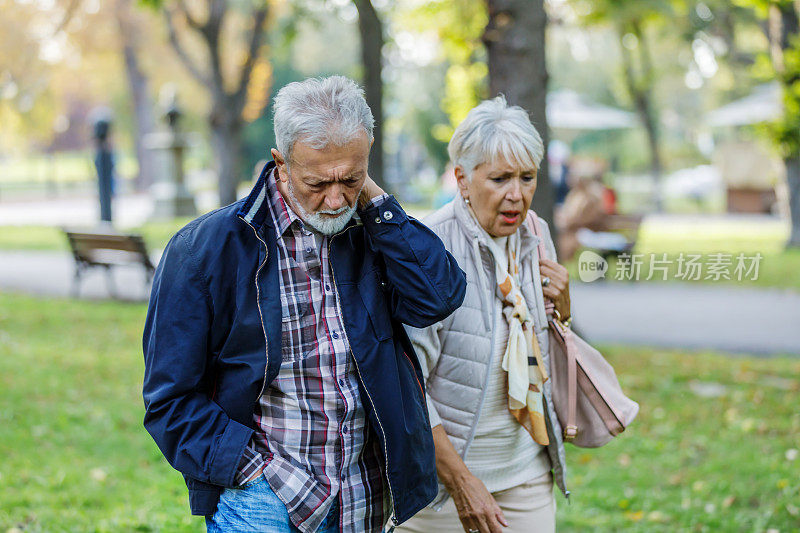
[1,249,799,355]
[571,281,800,356]
[0,250,157,302]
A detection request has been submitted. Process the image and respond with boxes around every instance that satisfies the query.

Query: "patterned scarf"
[486,231,550,446]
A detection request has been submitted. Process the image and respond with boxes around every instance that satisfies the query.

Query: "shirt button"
[374,216,381,224]
[325,284,331,291]
[332,331,339,339]
[383,211,393,221]
[339,378,345,387]
[305,247,312,254]
[342,426,349,434]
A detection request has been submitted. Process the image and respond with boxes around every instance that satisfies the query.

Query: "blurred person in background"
[548,139,571,208]
[398,96,571,533]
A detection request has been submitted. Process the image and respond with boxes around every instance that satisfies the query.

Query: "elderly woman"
[398,97,571,533]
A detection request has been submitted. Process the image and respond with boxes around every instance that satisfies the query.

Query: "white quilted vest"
[406,196,569,507]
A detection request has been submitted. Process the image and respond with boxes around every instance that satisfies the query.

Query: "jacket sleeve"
[405,321,444,427]
[360,196,467,328]
[142,232,253,488]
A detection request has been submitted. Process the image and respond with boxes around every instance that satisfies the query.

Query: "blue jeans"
[206,473,339,532]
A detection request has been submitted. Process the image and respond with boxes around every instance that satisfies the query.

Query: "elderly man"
[142,76,467,533]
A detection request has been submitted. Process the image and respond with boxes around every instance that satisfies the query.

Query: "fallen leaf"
[787,504,799,517]
[90,467,107,482]
[647,510,668,523]
[625,511,644,522]
[618,454,631,467]
[723,496,735,508]
[692,481,705,492]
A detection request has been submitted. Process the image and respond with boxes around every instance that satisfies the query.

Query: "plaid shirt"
[235,169,389,533]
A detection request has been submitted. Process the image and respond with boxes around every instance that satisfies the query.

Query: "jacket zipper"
[240,216,270,398]
[403,352,425,398]
[328,226,398,526]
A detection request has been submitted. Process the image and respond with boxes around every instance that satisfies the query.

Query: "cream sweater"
[462,237,550,493]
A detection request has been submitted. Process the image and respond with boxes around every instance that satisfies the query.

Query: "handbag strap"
[527,213,578,441]
[527,213,555,317]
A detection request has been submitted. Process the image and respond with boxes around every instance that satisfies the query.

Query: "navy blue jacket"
[142,162,467,524]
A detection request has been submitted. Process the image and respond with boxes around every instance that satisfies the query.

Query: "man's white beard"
[286,175,362,235]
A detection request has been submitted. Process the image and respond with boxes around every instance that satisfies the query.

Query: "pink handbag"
[529,214,639,447]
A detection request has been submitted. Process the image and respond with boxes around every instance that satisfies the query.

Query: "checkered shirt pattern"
[235,169,389,533]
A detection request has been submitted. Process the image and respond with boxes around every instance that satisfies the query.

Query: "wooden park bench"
[64,230,155,298]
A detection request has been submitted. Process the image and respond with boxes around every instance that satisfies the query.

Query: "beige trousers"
[396,472,556,533]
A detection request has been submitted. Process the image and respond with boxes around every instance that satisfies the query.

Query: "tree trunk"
[768,3,800,248]
[483,0,554,235]
[163,2,269,207]
[786,155,800,247]
[353,0,385,189]
[619,20,663,211]
[115,0,157,191]
[211,108,243,206]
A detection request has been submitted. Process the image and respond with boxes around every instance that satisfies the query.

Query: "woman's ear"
[454,165,470,199]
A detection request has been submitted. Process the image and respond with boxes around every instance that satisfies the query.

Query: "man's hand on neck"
[357,175,386,209]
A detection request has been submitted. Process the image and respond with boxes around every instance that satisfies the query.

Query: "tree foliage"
[399,0,488,142]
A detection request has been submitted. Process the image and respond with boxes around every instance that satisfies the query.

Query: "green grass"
[1,293,798,531]
[557,346,800,532]
[0,294,197,532]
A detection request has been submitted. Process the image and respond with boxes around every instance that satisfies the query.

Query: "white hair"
[448,95,544,180]
[273,75,374,162]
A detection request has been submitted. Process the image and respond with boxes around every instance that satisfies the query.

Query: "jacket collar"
[237,160,276,230]
[452,194,541,259]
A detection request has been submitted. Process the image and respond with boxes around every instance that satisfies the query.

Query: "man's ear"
[271,148,288,182]
[454,165,470,199]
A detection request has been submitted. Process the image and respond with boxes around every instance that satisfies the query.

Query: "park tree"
[143,0,272,206]
[0,0,66,149]
[399,0,556,229]
[114,0,158,190]
[575,0,673,211]
[353,0,386,188]
[757,0,800,247]
[484,0,553,231]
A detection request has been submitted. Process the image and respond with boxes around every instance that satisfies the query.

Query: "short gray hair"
[273,76,374,162]
[448,95,544,180]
